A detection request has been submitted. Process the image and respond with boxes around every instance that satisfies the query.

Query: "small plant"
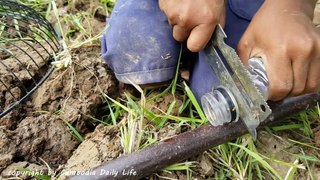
[100,0,116,13]
[63,119,84,142]
[163,162,196,180]
[18,0,51,15]
[119,94,145,154]
[15,0,320,179]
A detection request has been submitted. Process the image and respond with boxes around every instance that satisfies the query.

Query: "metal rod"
[0,0,61,117]
[0,66,55,118]
[71,93,320,180]
[0,1,60,49]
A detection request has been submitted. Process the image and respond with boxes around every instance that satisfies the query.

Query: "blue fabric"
[190,0,264,101]
[101,0,180,84]
[101,0,264,100]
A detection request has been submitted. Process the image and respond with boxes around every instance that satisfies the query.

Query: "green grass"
[16,1,320,179]
[163,162,196,179]
[63,119,84,142]
[98,54,320,179]
[18,0,52,14]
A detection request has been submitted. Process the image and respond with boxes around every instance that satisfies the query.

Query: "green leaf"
[63,120,84,142]
[229,143,282,180]
[183,82,207,122]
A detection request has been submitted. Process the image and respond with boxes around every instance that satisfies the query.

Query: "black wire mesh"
[0,0,61,118]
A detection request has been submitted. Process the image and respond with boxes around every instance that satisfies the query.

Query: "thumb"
[237,33,254,66]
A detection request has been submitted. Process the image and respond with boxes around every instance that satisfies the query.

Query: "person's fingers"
[288,26,318,95]
[180,69,190,81]
[238,29,295,101]
[289,57,310,96]
[266,51,293,101]
[187,24,215,52]
[304,56,320,93]
[304,27,320,93]
[173,25,190,42]
[158,0,178,26]
[158,0,168,11]
[237,31,255,65]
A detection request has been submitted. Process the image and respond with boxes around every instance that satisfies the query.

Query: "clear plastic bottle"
[247,58,269,100]
[201,57,269,126]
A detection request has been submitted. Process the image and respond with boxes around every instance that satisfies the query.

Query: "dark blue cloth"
[190,0,264,101]
[101,0,180,84]
[101,0,264,101]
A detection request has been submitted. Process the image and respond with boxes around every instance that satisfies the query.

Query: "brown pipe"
[71,93,320,180]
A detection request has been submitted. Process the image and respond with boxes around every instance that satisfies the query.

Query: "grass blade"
[63,119,84,142]
[229,142,283,180]
[183,82,207,122]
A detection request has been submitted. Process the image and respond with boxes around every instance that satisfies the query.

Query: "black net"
[0,0,61,117]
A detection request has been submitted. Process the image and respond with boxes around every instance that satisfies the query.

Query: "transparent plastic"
[201,57,269,126]
[248,58,269,100]
[202,87,233,126]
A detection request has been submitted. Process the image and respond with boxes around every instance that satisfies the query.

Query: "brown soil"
[0,1,319,180]
[0,9,60,128]
[1,1,119,178]
[0,35,58,122]
[58,124,122,179]
[0,44,118,179]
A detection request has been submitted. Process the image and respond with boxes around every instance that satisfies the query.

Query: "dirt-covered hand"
[238,0,320,101]
[159,0,226,52]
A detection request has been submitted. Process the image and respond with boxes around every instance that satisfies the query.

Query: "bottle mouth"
[201,86,239,126]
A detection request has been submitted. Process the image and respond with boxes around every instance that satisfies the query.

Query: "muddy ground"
[1,1,320,179]
[1,1,119,177]
[0,43,118,175]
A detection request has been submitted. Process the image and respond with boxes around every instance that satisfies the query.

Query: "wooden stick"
[71,93,320,180]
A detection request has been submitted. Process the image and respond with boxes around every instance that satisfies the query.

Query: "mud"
[0,1,319,180]
[59,124,122,179]
[0,115,76,172]
[0,45,118,179]
[257,131,300,178]
[0,7,60,119]
[0,41,57,122]
[1,1,118,179]
[145,92,183,117]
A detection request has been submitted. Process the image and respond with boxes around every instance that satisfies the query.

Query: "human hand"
[238,0,320,101]
[159,0,226,52]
